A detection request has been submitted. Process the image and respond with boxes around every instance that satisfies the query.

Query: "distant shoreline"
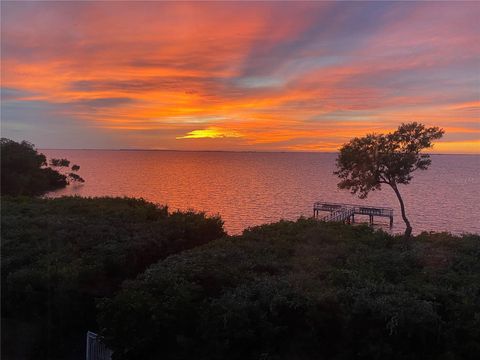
[38,148,478,156]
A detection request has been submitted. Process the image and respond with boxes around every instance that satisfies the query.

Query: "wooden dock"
[313,201,393,227]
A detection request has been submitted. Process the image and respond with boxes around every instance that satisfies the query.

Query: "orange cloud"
[434,140,480,154]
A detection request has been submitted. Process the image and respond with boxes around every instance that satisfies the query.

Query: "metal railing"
[314,202,393,218]
[86,331,112,360]
[354,206,393,217]
[321,208,355,222]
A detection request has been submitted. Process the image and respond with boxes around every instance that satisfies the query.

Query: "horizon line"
[38,148,479,156]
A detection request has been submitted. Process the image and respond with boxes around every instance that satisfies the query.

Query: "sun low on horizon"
[1,1,479,153]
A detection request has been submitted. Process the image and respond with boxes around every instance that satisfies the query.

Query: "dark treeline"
[98,220,479,360]
[1,138,84,196]
[2,197,479,359]
[1,196,225,359]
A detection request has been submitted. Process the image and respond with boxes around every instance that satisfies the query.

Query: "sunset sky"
[1,1,479,153]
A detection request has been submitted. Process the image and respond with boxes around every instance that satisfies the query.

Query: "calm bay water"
[43,150,480,235]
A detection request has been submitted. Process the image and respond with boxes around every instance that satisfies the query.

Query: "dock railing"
[314,201,393,226]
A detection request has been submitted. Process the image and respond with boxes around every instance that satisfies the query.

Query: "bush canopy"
[99,220,480,360]
[1,138,83,196]
[1,196,225,359]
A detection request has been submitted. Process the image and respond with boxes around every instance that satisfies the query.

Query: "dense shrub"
[99,220,480,360]
[1,138,66,195]
[1,138,84,196]
[1,196,225,359]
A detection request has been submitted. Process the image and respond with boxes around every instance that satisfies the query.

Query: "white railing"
[86,331,113,360]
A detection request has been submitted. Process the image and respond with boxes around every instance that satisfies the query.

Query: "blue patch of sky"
[0,98,119,148]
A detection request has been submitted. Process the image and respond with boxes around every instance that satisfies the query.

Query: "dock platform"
[313,201,393,227]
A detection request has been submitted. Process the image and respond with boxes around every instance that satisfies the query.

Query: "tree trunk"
[390,183,412,238]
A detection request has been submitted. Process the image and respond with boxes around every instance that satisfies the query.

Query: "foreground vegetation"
[2,196,479,360]
[1,196,225,359]
[100,220,479,360]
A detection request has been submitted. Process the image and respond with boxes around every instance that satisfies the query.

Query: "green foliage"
[50,158,71,167]
[99,220,480,360]
[68,172,85,183]
[335,122,444,198]
[2,193,477,359]
[0,138,85,195]
[50,157,85,183]
[1,138,67,196]
[1,196,225,359]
